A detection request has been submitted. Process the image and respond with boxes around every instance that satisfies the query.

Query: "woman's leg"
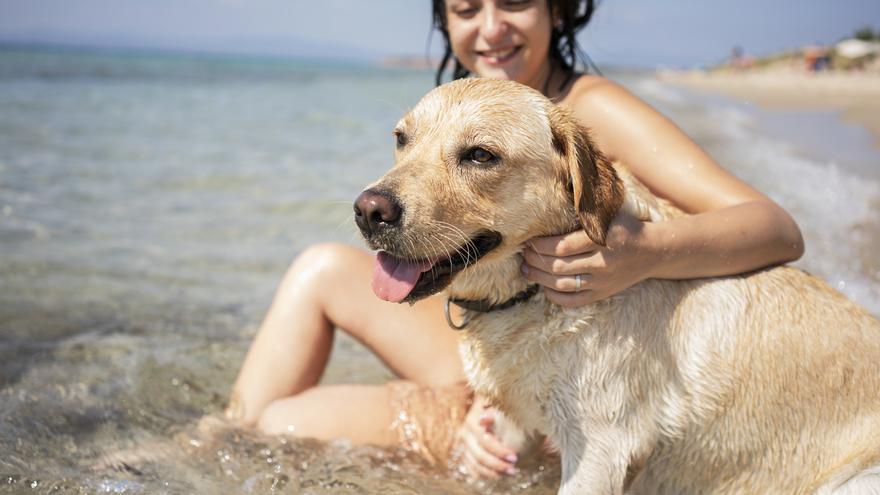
[228,243,465,430]
[256,384,398,445]
[257,380,472,463]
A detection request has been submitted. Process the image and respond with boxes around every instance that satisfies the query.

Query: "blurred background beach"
[1,1,878,493]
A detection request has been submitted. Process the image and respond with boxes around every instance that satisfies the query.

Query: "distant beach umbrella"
[835,39,879,59]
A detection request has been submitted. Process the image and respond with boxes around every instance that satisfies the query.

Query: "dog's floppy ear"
[550,107,624,246]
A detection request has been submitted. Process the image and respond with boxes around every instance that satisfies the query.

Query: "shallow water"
[1,47,878,493]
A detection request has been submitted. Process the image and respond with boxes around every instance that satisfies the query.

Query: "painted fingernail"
[504,453,517,463]
[505,466,518,476]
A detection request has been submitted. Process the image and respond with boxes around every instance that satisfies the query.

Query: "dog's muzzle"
[353,188,503,304]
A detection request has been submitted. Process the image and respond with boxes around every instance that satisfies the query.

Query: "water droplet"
[837,280,847,290]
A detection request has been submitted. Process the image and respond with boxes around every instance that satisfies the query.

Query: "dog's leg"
[557,428,630,495]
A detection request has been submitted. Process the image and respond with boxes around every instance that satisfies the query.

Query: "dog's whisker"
[429,226,467,263]
[403,237,418,261]
[420,235,445,285]
[430,222,483,269]
[332,212,357,235]
[432,222,473,249]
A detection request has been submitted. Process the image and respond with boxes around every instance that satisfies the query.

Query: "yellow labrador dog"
[354,78,880,494]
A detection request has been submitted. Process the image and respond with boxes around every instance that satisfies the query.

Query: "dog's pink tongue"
[372,251,433,302]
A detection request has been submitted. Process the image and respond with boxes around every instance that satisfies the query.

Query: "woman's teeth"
[480,47,519,61]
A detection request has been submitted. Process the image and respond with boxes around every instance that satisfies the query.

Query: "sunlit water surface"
[1,46,877,493]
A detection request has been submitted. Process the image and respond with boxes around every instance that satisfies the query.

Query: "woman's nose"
[479,7,508,43]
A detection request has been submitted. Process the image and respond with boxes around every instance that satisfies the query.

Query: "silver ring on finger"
[574,274,582,291]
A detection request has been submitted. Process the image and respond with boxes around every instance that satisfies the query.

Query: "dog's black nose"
[354,189,402,235]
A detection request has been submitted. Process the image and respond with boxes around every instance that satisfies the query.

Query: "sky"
[1,0,878,68]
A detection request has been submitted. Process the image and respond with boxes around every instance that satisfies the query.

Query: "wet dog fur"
[356,78,880,494]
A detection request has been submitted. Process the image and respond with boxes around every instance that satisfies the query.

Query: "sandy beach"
[659,70,880,148]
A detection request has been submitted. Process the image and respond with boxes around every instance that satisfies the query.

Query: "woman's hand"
[456,397,519,479]
[521,213,656,307]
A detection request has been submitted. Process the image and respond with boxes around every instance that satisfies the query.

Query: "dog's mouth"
[371,230,502,304]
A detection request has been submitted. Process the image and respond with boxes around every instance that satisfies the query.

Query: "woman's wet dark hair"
[431,0,599,91]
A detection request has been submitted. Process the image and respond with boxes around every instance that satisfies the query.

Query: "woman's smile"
[476,45,522,65]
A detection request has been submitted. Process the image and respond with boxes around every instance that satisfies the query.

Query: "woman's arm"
[522,78,804,306]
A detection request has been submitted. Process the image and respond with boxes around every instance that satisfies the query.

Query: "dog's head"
[354,78,623,304]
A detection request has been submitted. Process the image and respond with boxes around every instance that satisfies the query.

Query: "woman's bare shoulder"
[562,74,645,115]
[568,73,613,93]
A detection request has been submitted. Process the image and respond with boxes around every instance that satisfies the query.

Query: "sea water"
[1,46,878,493]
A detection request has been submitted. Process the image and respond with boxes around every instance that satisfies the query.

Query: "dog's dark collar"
[444,284,540,330]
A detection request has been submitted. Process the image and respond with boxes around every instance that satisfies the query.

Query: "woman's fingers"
[457,410,518,478]
[457,400,519,478]
[521,261,592,293]
[469,419,518,462]
[523,232,602,279]
[527,230,598,257]
[462,430,518,475]
[463,449,502,479]
[522,247,591,276]
[522,218,647,308]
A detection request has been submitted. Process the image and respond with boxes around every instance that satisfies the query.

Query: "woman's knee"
[277,243,363,301]
[256,396,301,435]
[288,243,364,286]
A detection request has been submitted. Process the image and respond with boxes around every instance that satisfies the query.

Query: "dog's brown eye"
[394,131,407,149]
[465,147,496,165]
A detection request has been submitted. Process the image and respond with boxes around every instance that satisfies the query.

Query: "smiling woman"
[432,0,597,89]
[228,0,806,484]
[444,0,556,87]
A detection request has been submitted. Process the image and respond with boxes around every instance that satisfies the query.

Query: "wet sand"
[659,70,880,148]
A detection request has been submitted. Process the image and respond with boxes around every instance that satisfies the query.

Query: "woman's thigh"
[310,243,466,386]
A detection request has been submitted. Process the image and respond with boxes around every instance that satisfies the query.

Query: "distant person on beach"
[804,44,831,72]
[730,45,755,70]
[226,0,805,479]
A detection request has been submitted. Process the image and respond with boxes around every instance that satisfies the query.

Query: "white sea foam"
[731,128,880,315]
[631,77,689,105]
[640,78,880,316]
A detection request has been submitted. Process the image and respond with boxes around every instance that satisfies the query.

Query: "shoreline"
[658,70,880,148]
[658,69,880,289]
